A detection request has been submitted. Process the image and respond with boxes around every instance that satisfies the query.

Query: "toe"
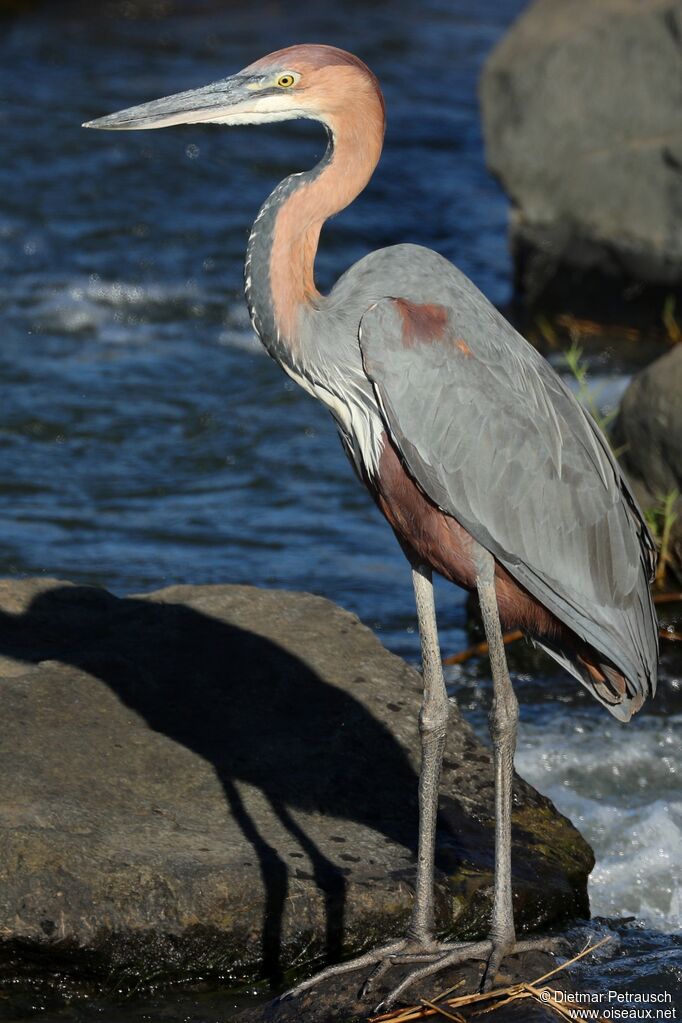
[480,937,514,992]
[360,958,394,998]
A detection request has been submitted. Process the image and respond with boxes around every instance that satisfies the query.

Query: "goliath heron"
[84,45,658,1007]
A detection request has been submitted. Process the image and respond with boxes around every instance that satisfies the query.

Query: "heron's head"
[83,44,385,136]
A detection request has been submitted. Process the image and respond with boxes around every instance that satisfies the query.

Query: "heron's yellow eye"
[277,74,295,88]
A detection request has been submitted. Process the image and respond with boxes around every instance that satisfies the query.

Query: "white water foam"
[27,276,200,337]
[515,710,682,933]
[24,276,261,352]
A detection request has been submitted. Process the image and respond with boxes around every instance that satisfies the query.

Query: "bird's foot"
[375,934,564,1011]
[280,933,561,1011]
[280,937,409,1002]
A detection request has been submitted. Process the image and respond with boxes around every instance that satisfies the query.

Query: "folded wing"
[358,295,657,710]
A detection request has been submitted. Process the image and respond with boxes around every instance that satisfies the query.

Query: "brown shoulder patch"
[454,338,472,356]
[394,299,449,347]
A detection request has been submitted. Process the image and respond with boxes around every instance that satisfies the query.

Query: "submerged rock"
[0,578,592,993]
[480,0,682,318]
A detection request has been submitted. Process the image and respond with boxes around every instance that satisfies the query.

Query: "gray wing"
[358,295,657,701]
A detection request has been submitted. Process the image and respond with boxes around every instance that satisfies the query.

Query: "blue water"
[1,0,519,656]
[1,0,680,1017]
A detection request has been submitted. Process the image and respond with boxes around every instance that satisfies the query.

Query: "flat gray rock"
[480,0,682,310]
[0,579,592,993]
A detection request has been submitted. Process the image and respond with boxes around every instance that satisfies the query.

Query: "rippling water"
[1,0,680,1016]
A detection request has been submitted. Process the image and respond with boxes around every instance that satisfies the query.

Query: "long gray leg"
[408,564,450,944]
[283,558,536,1012]
[474,548,519,990]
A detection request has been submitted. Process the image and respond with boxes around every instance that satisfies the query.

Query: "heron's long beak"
[83,74,257,130]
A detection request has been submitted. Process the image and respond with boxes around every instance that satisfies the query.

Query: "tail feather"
[535,639,647,723]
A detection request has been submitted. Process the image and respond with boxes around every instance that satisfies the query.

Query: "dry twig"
[442,631,522,666]
[443,591,682,666]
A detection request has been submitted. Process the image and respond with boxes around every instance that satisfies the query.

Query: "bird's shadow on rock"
[0,584,426,985]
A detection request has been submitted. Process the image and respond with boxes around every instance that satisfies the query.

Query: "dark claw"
[480,966,495,993]
[360,955,395,999]
[359,978,375,999]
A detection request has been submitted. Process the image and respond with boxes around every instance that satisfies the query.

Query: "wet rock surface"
[0,579,592,992]
[238,948,572,1023]
[480,0,682,313]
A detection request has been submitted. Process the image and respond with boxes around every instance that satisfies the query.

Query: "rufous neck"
[245,102,385,364]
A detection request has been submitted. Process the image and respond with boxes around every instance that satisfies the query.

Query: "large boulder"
[614,344,682,580]
[480,0,682,314]
[0,579,593,995]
